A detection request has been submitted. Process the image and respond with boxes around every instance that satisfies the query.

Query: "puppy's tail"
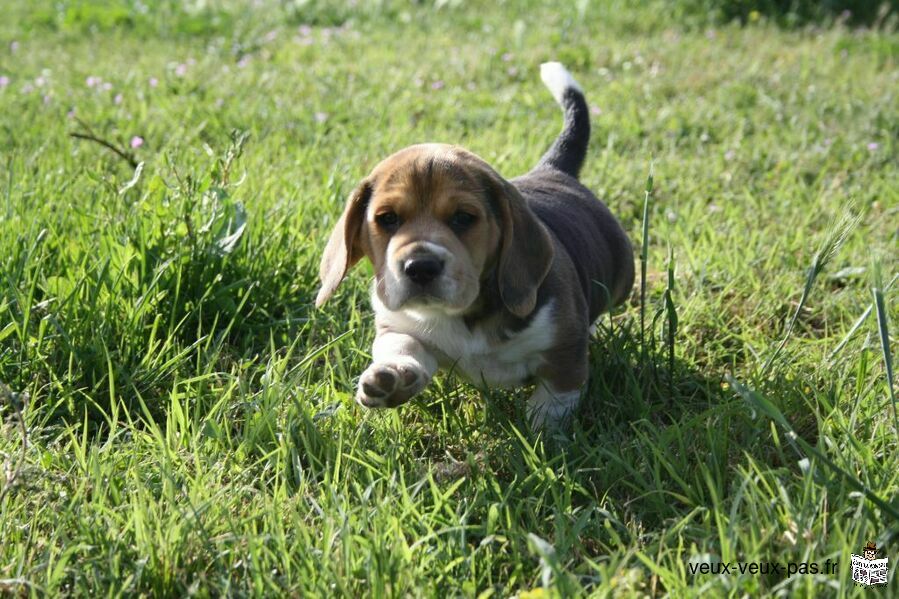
[536,62,590,179]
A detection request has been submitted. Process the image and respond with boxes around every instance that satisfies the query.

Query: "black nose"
[403,256,444,285]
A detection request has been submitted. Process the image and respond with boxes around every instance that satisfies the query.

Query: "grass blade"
[829,273,897,361]
[762,209,860,374]
[639,163,654,362]
[730,375,899,522]
[871,261,898,442]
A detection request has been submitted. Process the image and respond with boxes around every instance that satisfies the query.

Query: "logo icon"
[851,541,888,586]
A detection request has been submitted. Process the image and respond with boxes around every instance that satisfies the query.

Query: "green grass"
[1,0,897,596]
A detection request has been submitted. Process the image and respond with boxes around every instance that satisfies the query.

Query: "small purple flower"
[175,63,188,77]
[314,111,328,123]
[0,75,9,88]
[264,30,278,42]
[22,83,34,94]
[10,41,19,53]
[130,136,144,149]
[501,52,513,62]
[114,93,123,105]
[67,108,76,119]
[431,80,444,90]
[237,56,251,68]
[42,94,51,105]
[148,77,159,87]
[724,149,736,161]
[867,142,879,151]
[35,76,47,87]
[507,67,518,77]
[590,105,602,116]
[86,76,101,88]
[298,24,312,37]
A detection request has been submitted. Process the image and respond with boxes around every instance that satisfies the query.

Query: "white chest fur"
[374,298,556,388]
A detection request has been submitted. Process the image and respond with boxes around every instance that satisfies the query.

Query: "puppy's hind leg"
[526,383,581,430]
[529,331,589,430]
[356,332,438,409]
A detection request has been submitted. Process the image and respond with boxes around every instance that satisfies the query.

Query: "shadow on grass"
[473,319,746,524]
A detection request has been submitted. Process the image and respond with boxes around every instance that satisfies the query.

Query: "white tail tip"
[540,62,583,105]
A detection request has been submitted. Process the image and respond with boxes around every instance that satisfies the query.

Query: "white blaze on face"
[380,238,476,312]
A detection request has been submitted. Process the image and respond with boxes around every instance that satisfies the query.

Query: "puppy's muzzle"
[402,254,444,286]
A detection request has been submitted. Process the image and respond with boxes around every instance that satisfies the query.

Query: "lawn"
[0,0,897,596]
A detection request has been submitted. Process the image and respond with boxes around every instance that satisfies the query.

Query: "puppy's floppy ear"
[316,180,372,307]
[486,173,554,318]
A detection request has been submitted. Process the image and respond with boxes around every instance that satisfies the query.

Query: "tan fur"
[316,181,371,307]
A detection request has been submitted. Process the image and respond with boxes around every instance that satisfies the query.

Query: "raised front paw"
[356,361,429,408]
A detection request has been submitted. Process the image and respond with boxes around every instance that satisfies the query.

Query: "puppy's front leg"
[356,331,438,408]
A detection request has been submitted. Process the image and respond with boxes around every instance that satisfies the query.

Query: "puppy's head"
[316,144,553,317]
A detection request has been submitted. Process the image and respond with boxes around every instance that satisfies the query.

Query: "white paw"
[356,361,428,408]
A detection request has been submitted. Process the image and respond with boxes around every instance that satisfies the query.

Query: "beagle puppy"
[316,63,634,428]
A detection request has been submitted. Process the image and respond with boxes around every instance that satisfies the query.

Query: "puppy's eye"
[449,210,476,230]
[375,211,400,230]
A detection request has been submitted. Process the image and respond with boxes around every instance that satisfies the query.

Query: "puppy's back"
[513,170,634,320]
